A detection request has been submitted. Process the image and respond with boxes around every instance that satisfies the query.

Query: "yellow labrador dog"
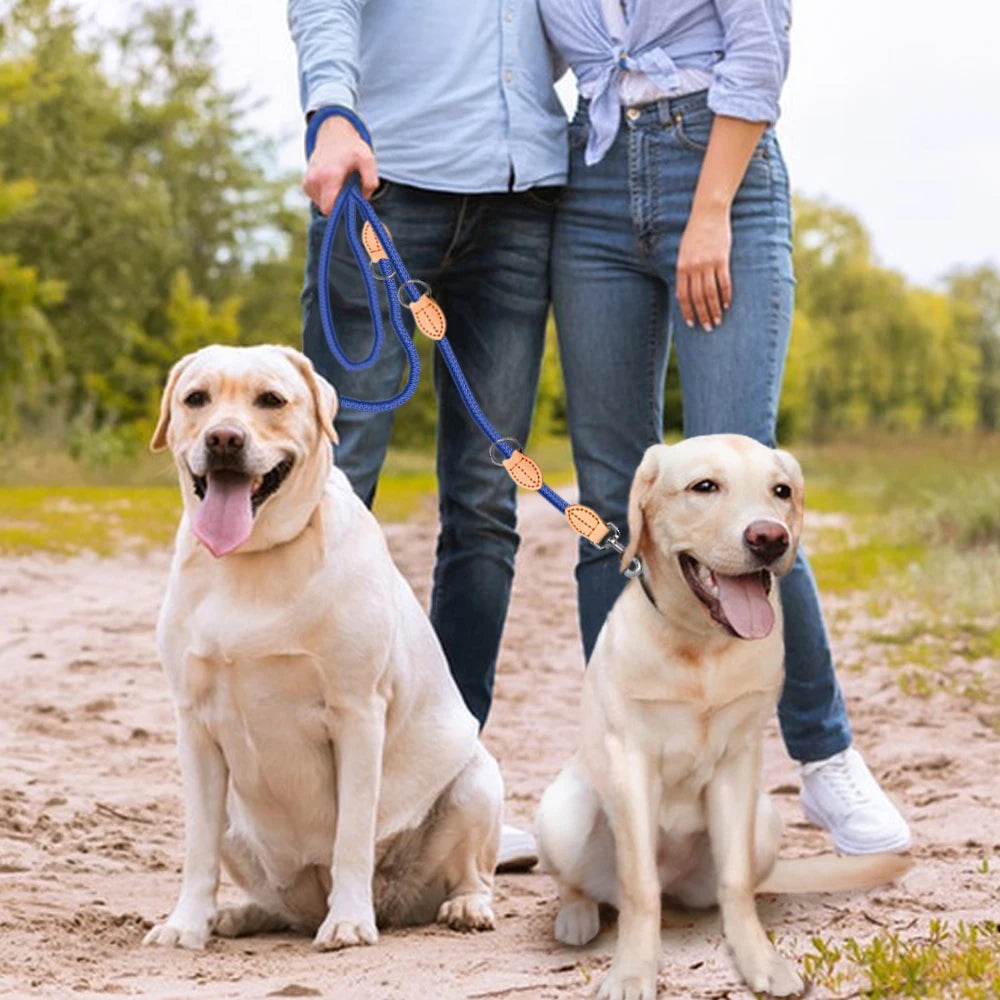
[536,435,909,999]
[143,344,501,952]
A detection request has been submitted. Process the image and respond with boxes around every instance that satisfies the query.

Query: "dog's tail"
[757,852,912,895]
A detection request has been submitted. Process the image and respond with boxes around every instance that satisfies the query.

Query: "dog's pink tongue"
[716,573,774,639]
[192,471,254,557]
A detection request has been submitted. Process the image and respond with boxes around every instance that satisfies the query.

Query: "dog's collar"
[637,570,659,612]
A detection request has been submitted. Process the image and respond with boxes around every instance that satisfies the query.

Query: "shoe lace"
[818,754,869,810]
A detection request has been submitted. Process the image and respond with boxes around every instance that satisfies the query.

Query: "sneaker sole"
[495,853,538,874]
[800,793,912,855]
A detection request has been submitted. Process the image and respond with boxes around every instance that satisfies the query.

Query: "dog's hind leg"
[536,763,616,945]
[215,829,294,938]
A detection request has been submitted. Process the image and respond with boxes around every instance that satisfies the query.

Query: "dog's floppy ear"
[278,346,339,444]
[620,445,665,570]
[150,354,196,452]
[774,447,805,537]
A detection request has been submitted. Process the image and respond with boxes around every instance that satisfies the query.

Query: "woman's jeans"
[302,181,557,728]
[551,92,850,763]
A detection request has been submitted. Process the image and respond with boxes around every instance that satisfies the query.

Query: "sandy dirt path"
[0,492,996,999]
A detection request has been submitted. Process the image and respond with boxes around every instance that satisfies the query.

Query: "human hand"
[676,205,732,332]
[302,114,379,215]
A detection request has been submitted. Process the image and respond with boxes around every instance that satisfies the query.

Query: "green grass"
[0,435,577,554]
[2,433,997,579]
[372,435,575,522]
[0,485,181,555]
[802,921,1000,999]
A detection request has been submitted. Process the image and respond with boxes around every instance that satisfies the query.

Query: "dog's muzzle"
[679,553,775,640]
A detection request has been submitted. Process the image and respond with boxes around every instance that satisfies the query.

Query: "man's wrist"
[304,106,373,160]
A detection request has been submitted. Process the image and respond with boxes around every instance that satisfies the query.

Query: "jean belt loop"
[657,96,674,128]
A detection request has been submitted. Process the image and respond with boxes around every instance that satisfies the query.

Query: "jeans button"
[625,107,640,121]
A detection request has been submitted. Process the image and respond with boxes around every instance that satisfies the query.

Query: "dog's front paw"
[737,948,804,997]
[554,899,600,946]
[143,917,213,951]
[437,892,495,932]
[597,960,657,1000]
[312,910,378,952]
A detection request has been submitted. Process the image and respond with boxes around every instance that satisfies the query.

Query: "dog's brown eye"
[183,390,210,408]
[256,391,287,409]
[690,479,718,493]
[774,483,792,500]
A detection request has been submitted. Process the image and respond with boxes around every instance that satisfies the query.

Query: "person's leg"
[658,97,908,852]
[552,107,672,661]
[656,107,852,763]
[429,189,554,728]
[301,184,451,505]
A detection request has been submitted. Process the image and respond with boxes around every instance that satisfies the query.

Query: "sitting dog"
[143,344,501,952]
[536,435,909,999]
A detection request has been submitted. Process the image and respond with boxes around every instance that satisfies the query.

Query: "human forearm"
[692,115,766,216]
[676,116,767,331]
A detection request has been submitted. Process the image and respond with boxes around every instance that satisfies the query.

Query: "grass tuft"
[802,921,1000,999]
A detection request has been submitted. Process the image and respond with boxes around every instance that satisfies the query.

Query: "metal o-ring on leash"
[370,259,395,281]
[397,278,432,307]
[488,437,522,466]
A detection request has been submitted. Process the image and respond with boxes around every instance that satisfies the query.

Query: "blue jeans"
[302,181,556,727]
[551,93,850,763]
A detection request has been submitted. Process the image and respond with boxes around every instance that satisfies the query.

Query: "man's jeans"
[551,92,850,763]
[302,181,556,727]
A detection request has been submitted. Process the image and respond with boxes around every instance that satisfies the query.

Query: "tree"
[0,0,290,444]
[782,197,980,437]
[947,264,1000,430]
[0,52,62,436]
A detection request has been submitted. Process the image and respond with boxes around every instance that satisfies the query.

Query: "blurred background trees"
[0,0,996,461]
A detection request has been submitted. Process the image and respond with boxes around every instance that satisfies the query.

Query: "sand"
[0,492,997,999]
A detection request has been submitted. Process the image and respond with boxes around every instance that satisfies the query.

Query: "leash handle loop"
[305,105,373,160]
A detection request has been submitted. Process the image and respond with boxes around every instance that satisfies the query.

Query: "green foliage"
[0,0,998,459]
[947,264,1000,430]
[782,198,981,438]
[802,921,1000,999]
[0,54,63,435]
[81,269,241,454]
[0,0,297,448]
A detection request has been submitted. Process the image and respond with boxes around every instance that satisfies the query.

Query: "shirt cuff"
[304,83,358,120]
[707,86,780,125]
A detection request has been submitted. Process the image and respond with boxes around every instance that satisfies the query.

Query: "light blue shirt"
[288,0,568,193]
[539,0,791,165]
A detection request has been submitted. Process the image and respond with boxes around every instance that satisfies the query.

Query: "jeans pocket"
[674,111,772,161]
[369,178,393,203]
[523,185,565,210]
[672,107,713,153]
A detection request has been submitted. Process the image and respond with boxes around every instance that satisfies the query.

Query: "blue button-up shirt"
[539,0,791,165]
[288,0,568,193]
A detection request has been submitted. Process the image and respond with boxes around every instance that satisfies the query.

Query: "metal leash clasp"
[598,521,643,579]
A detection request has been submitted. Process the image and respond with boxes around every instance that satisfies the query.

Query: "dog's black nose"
[205,424,245,455]
[744,520,789,563]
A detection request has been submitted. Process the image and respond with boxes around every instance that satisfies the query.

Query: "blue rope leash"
[305,106,640,570]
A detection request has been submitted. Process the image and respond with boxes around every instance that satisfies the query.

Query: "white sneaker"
[799,747,911,854]
[496,823,538,873]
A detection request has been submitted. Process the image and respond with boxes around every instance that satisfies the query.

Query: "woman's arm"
[676,115,766,332]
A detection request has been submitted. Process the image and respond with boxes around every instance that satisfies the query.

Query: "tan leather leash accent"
[361,220,390,264]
